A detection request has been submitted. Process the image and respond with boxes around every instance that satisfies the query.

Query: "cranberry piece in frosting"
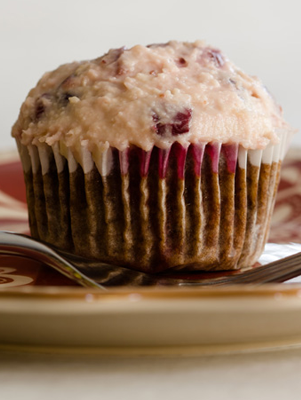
[208,49,224,67]
[199,47,225,68]
[175,57,187,68]
[152,113,166,136]
[34,101,45,121]
[33,89,78,121]
[172,109,192,135]
[152,108,192,137]
[33,93,52,121]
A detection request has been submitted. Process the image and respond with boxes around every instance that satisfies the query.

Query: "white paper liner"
[17,130,290,177]
[15,130,292,272]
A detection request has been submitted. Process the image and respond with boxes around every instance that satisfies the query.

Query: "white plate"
[2,285,301,355]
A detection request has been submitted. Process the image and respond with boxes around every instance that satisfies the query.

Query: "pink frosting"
[12,41,293,153]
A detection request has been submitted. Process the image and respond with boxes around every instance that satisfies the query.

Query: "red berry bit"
[172,109,192,135]
[33,93,52,121]
[34,100,45,121]
[200,48,225,68]
[175,57,187,68]
[152,112,167,136]
[152,108,192,137]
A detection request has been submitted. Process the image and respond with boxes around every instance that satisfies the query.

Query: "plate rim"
[1,283,301,302]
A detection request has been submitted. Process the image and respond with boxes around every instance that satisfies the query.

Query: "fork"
[0,230,301,290]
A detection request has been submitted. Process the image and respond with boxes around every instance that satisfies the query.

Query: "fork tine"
[1,231,301,287]
[193,253,301,286]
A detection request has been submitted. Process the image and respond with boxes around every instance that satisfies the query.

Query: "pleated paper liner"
[16,133,289,273]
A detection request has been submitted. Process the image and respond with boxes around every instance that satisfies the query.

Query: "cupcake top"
[12,41,293,153]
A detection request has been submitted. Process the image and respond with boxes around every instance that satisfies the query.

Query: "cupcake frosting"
[12,41,293,153]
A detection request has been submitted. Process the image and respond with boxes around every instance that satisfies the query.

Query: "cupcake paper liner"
[17,133,289,273]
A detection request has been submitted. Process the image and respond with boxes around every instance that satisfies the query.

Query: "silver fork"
[1,230,301,290]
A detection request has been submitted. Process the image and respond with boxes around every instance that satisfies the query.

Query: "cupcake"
[12,41,294,273]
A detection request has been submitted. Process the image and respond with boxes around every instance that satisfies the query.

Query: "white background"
[0,0,300,151]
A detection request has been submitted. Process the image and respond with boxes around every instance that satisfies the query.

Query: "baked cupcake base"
[17,137,286,273]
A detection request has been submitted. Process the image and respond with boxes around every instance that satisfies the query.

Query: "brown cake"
[12,41,294,273]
